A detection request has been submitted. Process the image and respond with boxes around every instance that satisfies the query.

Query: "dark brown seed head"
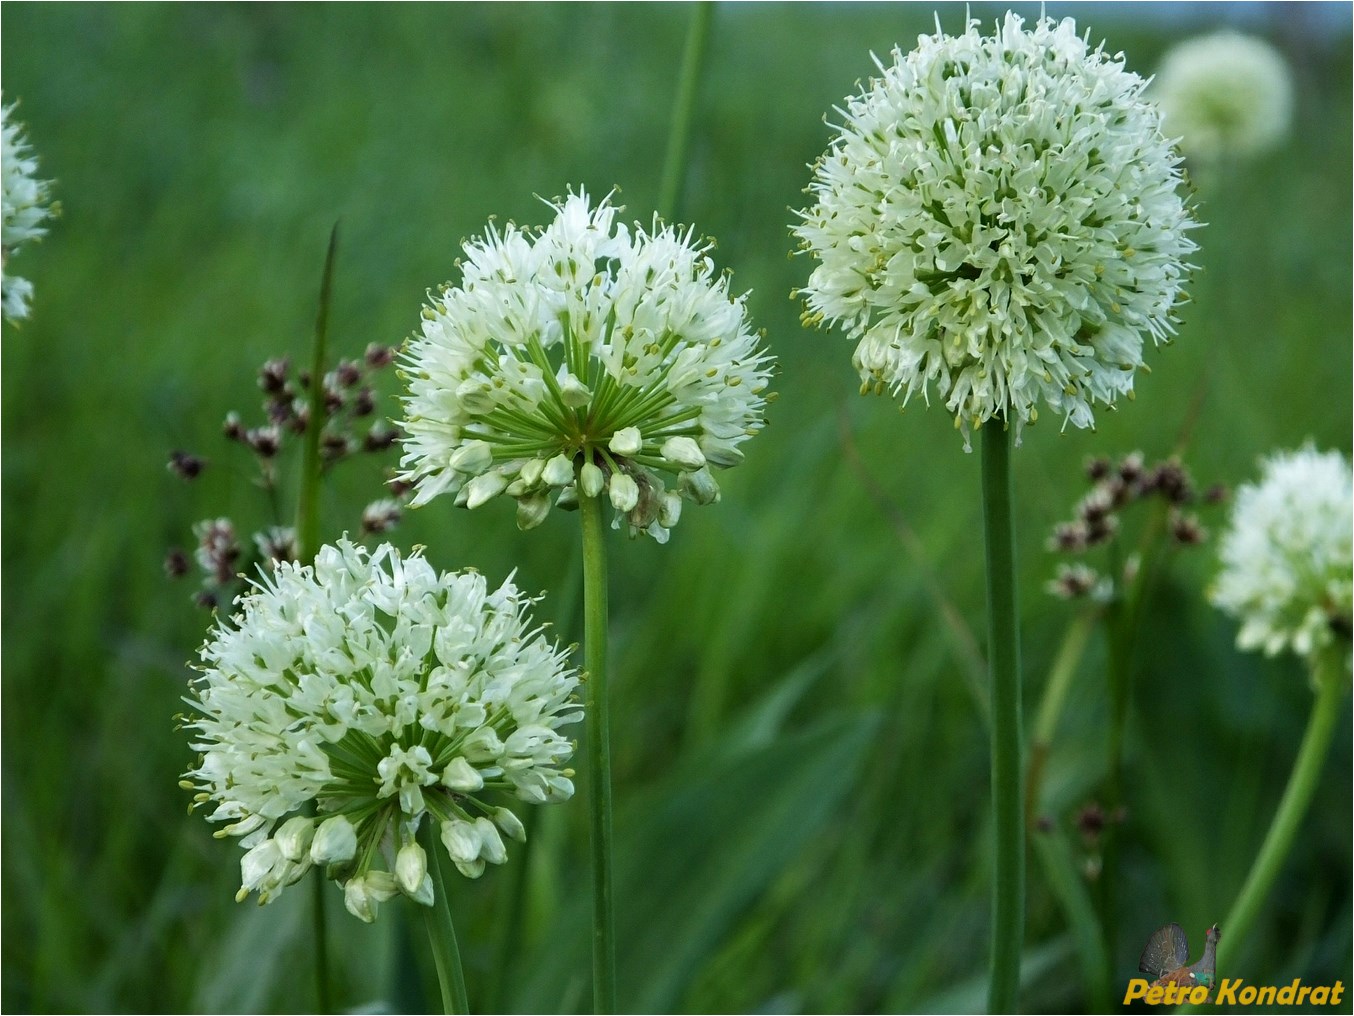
[164,547,190,578]
[167,449,205,480]
[365,343,396,369]
[258,357,290,394]
[334,360,363,388]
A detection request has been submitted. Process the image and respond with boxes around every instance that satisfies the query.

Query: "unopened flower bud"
[441,757,485,792]
[579,461,605,498]
[240,839,283,895]
[396,839,428,895]
[366,870,400,901]
[609,473,639,512]
[474,816,508,865]
[680,467,720,506]
[465,471,507,509]
[310,815,357,865]
[608,427,642,457]
[450,440,494,474]
[659,491,683,529]
[557,369,592,408]
[407,872,435,906]
[440,818,481,864]
[454,857,486,880]
[519,457,546,487]
[343,875,378,923]
[661,436,705,471]
[275,816,315,862]
[492,806,527,843]
[516,493,551,531]
[543,454,575,487]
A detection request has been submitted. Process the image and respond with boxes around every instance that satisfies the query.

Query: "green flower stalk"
[795,13,1199,1011]
[398,190,773,1012]
[1209,445,1351,966]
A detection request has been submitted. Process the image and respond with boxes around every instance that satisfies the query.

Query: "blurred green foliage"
[2,3,1349,1012]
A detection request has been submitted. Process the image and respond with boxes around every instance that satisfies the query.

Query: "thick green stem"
[580,485,616,1014]
[1217,661,1345,971]
[311,868,331,1013]
[297,225,339,1013]
[422,823,470,1015]
[656,1,713,221]
[981,423,1024,1014]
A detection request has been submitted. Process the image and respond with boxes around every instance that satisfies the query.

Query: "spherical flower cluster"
[2,99,57,323]
[399,190,774,542]
[1152,31,1293,162]
[183,540,580,922]
[1210,445,1352,673]
[794,13,1198,448]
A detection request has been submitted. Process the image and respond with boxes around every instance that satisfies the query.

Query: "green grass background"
[2,2,1350,1012]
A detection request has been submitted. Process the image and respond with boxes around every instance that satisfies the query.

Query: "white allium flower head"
[398,189,774,542]
[183,539,580,921]
[1210,445,1352,673]
[1152,31,1294,162]
[794,12,1199,449]
[2,98,57,323]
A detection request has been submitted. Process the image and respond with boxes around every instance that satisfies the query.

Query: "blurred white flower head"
[1153,31,1294,161]
[1210,445,1352,673]
[183,539,579,921]
[399,190,774,542]
[2,99,57,323]
[794,13,1198,448]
